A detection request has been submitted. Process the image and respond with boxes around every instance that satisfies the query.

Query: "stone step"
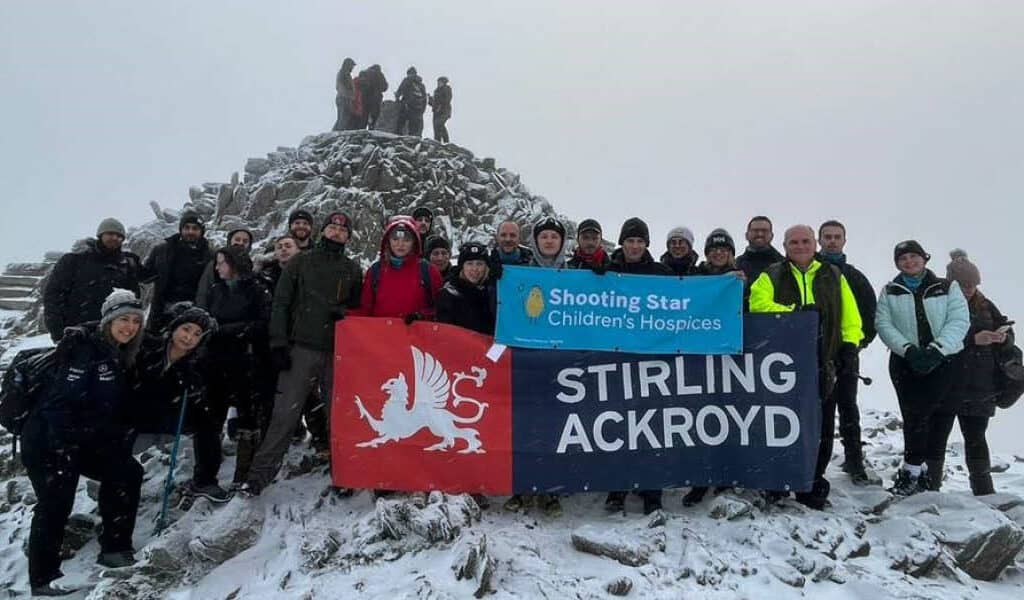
[0,274,41,287]
[0,297,34,311]
[0,287,34,296]
[4,262,52,276]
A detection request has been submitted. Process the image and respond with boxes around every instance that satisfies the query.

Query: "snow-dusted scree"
[1,131,1022,597]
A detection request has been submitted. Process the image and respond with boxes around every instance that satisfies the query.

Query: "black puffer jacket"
[436,276,496,335]
[200,247,272,361]
[949,293,1014,417]
[133,333,206,435]
[43,240,141,341]
[660,250,699,276]
[24,322,138,448]
[140,234,214,330]
[736,245,784,283]
[608,249,674,276]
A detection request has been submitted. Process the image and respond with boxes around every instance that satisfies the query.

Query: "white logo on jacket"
[354,346,489,453]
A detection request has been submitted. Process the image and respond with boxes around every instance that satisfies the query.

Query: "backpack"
[352,76,364,116]
[995,343,1024,409]
[405,82,427,113]
[0,346,58,455]
[369,259,434,310]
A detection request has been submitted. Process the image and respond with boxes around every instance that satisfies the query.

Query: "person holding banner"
[875,240,969,496]
[749,225,864,510]
[567,218,610,273]
[488,220,534,272]
[683,228,747,507]
[504,215,570,516]
[437,242,496,336]
[604,217,673,515]
[660,226,700,276]
[352,217,443,322]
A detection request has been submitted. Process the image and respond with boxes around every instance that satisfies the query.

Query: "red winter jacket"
[351,218,443,318]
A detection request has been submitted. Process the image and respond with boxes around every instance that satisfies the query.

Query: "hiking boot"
[604,491,627,512]
[889,469,925,497]
[503,494,529,512]
[186,481,233,504]
[538,494,562,517]
[373,489,395,500]
[96,550,136,569]
[763,490,790,505]
[410,491,428,507]
[238,481,263,499]
[31,582,80,597]
[472,494,491,510]
[967,458,995,496]
[331,486,354,498]
[682,486,709,507]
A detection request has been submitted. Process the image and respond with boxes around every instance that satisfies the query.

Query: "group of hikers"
[11,207,1019,595]
[333,58,453,143]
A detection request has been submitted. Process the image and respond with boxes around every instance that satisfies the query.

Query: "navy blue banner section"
[510,313,821,494]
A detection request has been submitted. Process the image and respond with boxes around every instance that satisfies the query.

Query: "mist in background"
[1,1,1021,451]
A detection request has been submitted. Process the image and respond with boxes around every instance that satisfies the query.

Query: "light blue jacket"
[875,270,969,357]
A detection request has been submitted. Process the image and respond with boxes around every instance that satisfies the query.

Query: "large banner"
[332,313,820,495]
[495,266,743,355]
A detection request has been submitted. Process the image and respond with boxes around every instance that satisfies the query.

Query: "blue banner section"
[510,313,821,493]
[495,265,743,355]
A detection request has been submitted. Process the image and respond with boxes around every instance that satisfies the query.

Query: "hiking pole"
[155,389,189,535]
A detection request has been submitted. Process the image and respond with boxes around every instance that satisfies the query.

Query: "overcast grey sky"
[1,1,1022,450]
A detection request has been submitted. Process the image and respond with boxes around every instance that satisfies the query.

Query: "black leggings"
[928,413,990,468]
[889,354,955,465]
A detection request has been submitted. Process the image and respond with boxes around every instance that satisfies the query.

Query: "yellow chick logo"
[525,286,545,322]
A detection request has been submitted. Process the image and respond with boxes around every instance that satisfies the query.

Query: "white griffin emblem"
[354,346,489,453]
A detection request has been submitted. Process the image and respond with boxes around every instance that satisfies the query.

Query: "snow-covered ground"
[1,408,1022,599]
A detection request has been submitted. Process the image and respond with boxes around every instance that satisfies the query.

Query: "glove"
[917,347,945,374]
[271,347,292,372]
[404,312,422,325]
[837,342,859,377]
[591,263,608,276]
[329,306,347,322]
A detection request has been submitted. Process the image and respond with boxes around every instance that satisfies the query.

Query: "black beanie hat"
[424,235,450,254]
[532,216,566,242]
[412,207,434,221]
[893,240,930,265]
[179,211,205,233]
[704,228,736,254]
[617,217,650,246]
[457,242,489,268]
[321,211,352,233]
[165,302,217,336]
[289,209,314,227]
[577,219,602,236]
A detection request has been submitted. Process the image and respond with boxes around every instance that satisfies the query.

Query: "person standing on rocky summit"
[21,289,146,596]
[394,66,428,137]
[816,220,879,485]
[488,220,534,271]
[875,240,969,497]
[736,216,785,283]
[333,57,356,131]
[241,212,363,497]
[430,76,453,143]
[43,218,141,343]
[357,64,388,130]
[139,211,214,333]
[604,217,673,516]
[660,226,699,276]
[194,227,253,307]
[749,224,864,510]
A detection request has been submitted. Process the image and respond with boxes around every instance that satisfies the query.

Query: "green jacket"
[270,239,363,352]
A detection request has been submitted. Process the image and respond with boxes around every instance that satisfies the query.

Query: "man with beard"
[43,218,141,342]
[140,211,214,333]
[736,216,785,283]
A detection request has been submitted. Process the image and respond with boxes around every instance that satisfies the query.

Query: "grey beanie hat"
[666,226,695,248]
[97,218,126,238]
[99,288,145,330]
